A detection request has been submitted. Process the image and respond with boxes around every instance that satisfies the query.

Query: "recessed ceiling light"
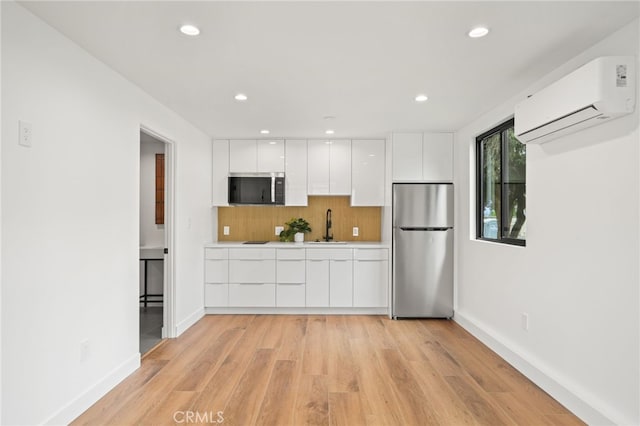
[261,130,270,135]
[325,129,335,135]
[179,24,200,36]
[234,93,248,101]
[415,94,428,102]
[468,27,489,38]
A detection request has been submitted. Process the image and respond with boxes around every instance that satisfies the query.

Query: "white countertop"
[205,241,389,249]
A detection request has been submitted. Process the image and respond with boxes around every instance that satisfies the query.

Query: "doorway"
[139,128,175,354]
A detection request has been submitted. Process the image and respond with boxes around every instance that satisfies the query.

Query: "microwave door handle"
[271,176,275,203]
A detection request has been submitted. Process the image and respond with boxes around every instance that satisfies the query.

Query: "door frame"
[140,125,177,339]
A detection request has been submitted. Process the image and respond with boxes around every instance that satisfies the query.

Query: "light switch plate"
[275,226,284,236]
[353,227,359,237]
[223,226,230,235]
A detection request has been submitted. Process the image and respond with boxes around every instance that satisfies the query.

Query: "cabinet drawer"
[306,248,352,260]
[229,259,275,283]
[229,283,276,307]
[277,248,305,260]
[354,248,388,261]
[204,283,228,307]
[276,283,305,307]
[205,248,228,260]
[205,259,228,283]
[277,260,305,283]
[229,248,276,260]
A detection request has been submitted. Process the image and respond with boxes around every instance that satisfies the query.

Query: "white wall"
[1,2,212,424]
[454,20,639,425]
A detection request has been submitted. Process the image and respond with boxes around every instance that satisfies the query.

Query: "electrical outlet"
[275,226,284,236]
[353,227,359,237]
[521,313,529,331]
[19,120,32,147]
[223,226,230,236]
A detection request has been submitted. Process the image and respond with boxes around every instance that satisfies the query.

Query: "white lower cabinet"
[277,248,306,307]
[353,249,389,307]
[228,248,276,307]
[205,248,228,307]
[306,259,329,307]
[205,245,388,310]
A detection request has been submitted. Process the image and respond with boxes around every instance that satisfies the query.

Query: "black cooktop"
[242,241,269,245]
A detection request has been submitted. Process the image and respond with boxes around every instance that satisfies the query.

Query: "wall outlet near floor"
[18,120,32,147]
[353,227,359,237]
[223,226,230,236]
[275,226,284,236]
[521,313,529,331]
[80,339,90,363]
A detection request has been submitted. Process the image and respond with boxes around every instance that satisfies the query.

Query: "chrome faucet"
[323,209,333,242]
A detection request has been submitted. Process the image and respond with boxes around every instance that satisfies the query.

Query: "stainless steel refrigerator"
[392,183,454,318]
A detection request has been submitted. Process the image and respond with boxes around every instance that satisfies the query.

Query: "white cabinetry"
[307,140,351,195]
[212,140,229,206]
[285,140,308,206]
[276,248,306,307]
[204,248,229,307]
[228,248,276,307]
[351,139,385,206]
[353,249,388,307]
[392,133,453,182]
[229,140,284,173]
[306,248,353,307]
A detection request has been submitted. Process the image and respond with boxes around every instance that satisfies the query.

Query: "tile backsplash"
[217,196,381,242]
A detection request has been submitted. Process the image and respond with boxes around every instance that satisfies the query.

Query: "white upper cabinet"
[422,133,453,182]
[285,140,308,206]
[212,140,229,206]
[351,139,385,206]
[229,139,257,173]
[308,139,351,195]
[392,132,453,182]
[257,140,285,172]
[229,139,285,173]
[392,133,423,181]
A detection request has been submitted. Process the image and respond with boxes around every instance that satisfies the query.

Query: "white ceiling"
[20,1,640,139]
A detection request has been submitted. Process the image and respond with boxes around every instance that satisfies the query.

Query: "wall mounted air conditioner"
[514,56,636,144]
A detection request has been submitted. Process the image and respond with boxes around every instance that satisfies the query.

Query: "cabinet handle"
[237,282,267,285]
[278,259,304,262]
[355,259,386,262]
[277,282,304,286]
[308,259,325,262]
[331,259,351,262]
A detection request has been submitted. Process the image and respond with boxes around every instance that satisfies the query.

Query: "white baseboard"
[176,307,205,336]
[454,311,621,426]
[204,307,388,315]
[44,353,140,425]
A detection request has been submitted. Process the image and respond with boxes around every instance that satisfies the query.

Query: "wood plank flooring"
[72,315,584,425]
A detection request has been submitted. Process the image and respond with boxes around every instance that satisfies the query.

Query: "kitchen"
[2,2,639,425]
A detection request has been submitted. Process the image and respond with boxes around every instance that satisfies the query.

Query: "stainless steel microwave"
[228,173,285,205]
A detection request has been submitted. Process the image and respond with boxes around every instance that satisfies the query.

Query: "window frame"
[476,118,526,247]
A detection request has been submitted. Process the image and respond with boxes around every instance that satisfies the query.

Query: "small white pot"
[294,232,304,243]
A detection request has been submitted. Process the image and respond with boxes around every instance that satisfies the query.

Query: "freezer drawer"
[393,228,453,318]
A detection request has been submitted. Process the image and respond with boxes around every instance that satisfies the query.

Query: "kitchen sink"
[306,241,348,244]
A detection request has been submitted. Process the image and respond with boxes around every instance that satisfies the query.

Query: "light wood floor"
[72,315,584,425]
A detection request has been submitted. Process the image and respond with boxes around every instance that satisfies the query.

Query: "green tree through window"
[477,119,526,245]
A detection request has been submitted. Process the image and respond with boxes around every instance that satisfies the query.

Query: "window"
[477,118,526,246]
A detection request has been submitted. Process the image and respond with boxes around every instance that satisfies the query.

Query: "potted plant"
[279,217,312,243]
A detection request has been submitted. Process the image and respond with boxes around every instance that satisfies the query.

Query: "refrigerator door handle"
[399,227,450,231]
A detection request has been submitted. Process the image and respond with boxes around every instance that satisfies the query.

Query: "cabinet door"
[229,283,276,307]
[329,259,353,307]
[205,284,228,307]
[422,133,453,182]
[353,259,388,307]
[392,133,422,182]
[212,140,229,206]
[306,259,329,307]
[205,259,228,283]
[257,140,285,172]
[229,259,276,283]
[285,140,308,206]
[329,139,351,195]
[351,139,385,206]
[307,140,330,194]
[229,140,257,172]
[277,283,305,307]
